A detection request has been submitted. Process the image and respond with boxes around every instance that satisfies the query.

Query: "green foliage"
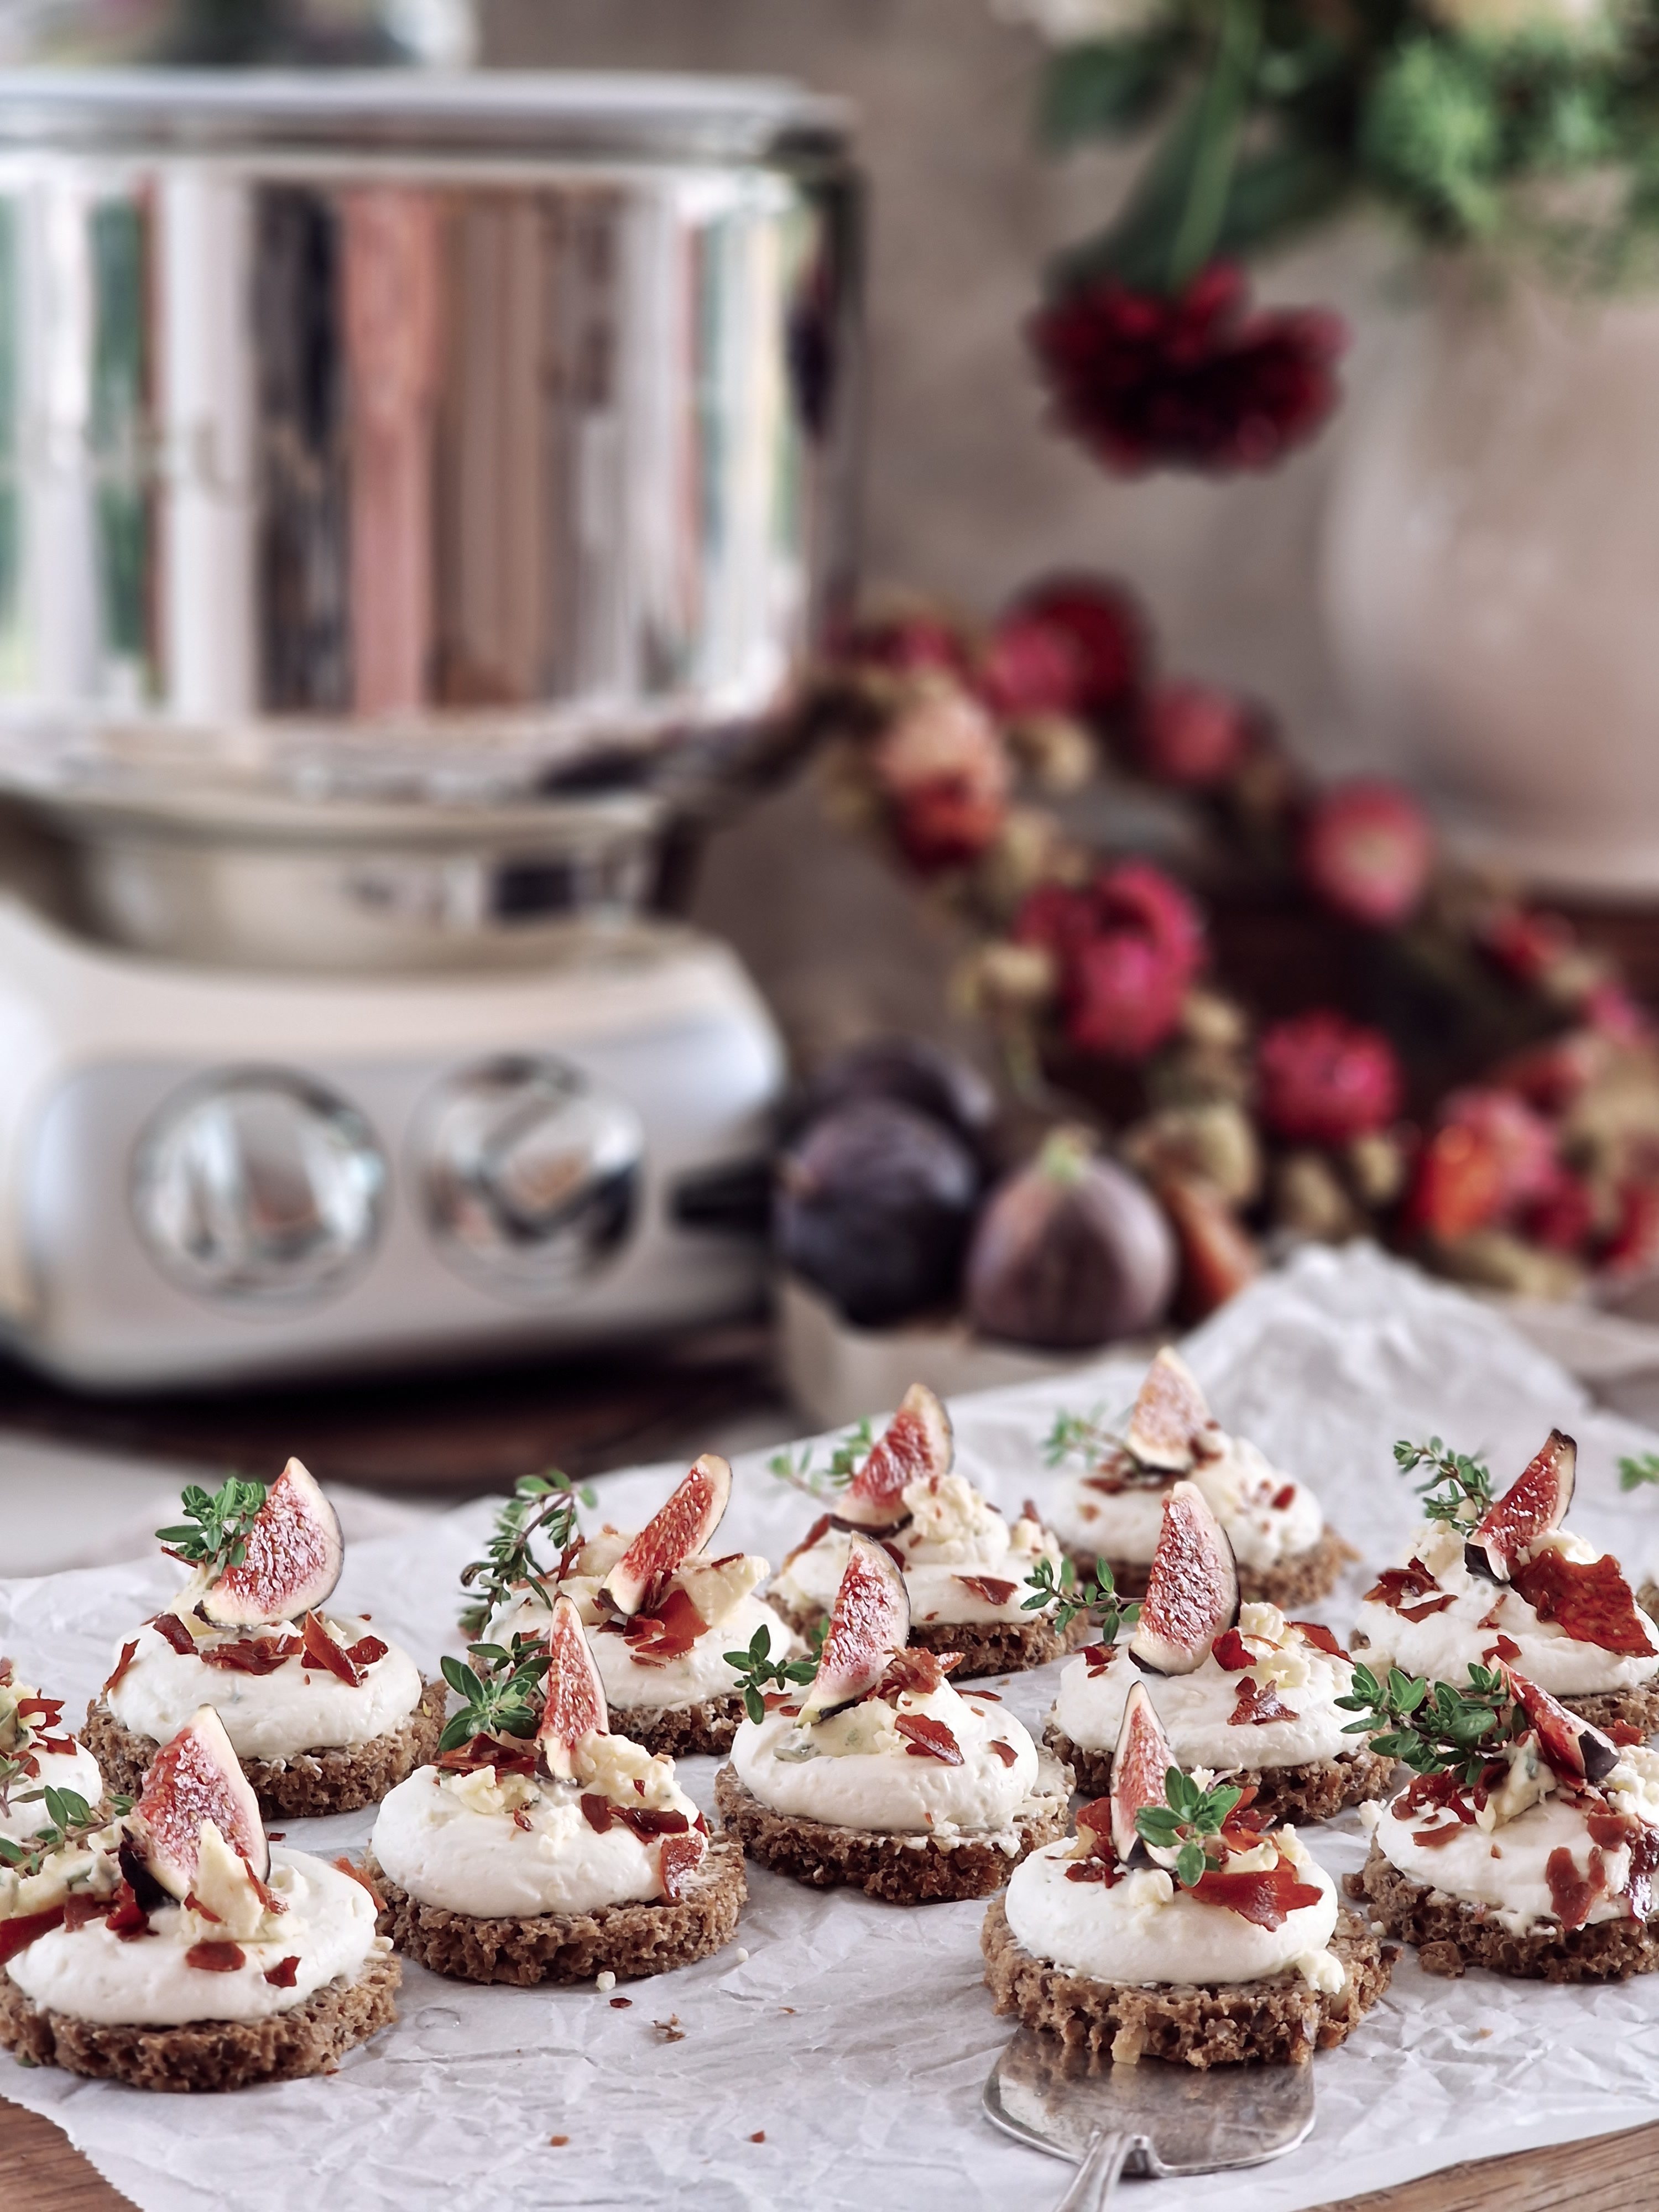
[1135,1766,1245,1888]
[1335,1658,1516,1781]
[1619,1453,1659,1493]
[723,1623,820,1727]
[155,1478,268,1575]
[436,1636,553,1754]
[1023,1552,1141,1642]
[0,1785,130,1880]
[457,1471,597,1639]
[768,1420,875,1501]
[1394,1436,1494,1524]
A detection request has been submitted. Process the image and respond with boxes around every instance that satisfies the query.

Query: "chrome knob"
[423,1058,641,1295]
[132,1072,387,1302]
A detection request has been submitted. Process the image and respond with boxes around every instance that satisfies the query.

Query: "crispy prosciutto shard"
[200,1459,344,1630]
[128,1705,268,1899]
[536,1594,609,1783]
[1465,1430,1577,1584]
[1228,1678,1298,1727]
[1507,1669,1620,1787]
[798,1535,911,1726]
[1109,1681,1175,1867]
[601,1454,733,1619]
[835,1383,953,1532]
[1126,1481,1240,1676]
[1123,1348,1213,1473]
[1509,1550,1657,1660]
[1191,1858,1323,1931]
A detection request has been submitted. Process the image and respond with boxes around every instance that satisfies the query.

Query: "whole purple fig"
[965,1127,1175,1349]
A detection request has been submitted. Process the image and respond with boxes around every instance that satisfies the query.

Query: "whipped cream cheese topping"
[1373,1743,1659,1936]
[731,1670,1041,1834]
[0,1671,103,1847]
[774,1473,1062,1626]
[1048,1436,1324,1572]
[1052,1604,1358,1770]
[1354,1519,1659,1695]
[371,1733,706,1917]
[1005,1826,1342,1991]
[106,1613,425,1762]
[493,1530,801,1709]
[6,1847,383,2027]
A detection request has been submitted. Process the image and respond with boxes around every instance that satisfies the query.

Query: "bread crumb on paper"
[596,1971,616,1992]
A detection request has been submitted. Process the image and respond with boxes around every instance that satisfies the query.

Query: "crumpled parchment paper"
[8,1244,1659,2212]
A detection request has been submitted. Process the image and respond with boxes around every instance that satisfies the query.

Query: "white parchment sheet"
[8,1244,1659,2212]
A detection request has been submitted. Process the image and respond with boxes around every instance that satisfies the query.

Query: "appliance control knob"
[132,1072,387,1302]
[423,1058,641,1292]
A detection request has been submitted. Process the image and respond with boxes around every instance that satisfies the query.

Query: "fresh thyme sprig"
[723,1623,818,1726]
[1335,1660,1516,1783]
[155,1477,268,1574]
[1134,1768,1244,1890]
[1023,1553,1140,1642]
[1393,1437,1494,1526]
[768,1419,875,1501]
[1042,1406,1128,1471]
[437,1635,553,1754]
[0,1785,131,1880]
[457,1471,597,1639]
[1619,1453,1659,1493]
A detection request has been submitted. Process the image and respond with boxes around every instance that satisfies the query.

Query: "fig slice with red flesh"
[834,1384,953,1532]
[798,1535,911,1725]
[1465,1430,1578,1583]
[1508,1668,1618,1787]
[200,1458,344,1629]
[1127,1480,1241,1676]
[1110,1681,1177,1867]
[537,1594,610,1782]
[127,1705,268,1899]
[601,1454,733,1619]
[1124,1349,1213,1473]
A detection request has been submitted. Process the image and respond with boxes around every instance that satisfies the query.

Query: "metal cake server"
[982,2030,1316,2211]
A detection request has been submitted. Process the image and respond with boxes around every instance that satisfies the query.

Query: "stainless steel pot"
[0,69,860,966]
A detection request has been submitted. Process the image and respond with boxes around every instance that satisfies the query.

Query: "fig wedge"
[1508,1668,1618,1787]
[798,1535,911,1725]
[835,1384,953,1532]
[1466,1430,1577,1583]
[601,1454,733,1619]
[1124,1348,1214,1473]
[200,1458,343,1629]
[1110,1681,1176,1866]
[1128,1480,1240,1676]
[128,1705,267,1899]
[537,1594,609,1782]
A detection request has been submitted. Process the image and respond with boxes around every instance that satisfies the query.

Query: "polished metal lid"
[0,67,852,159]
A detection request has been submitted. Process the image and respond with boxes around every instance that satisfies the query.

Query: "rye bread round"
[713,1751,1072,1904]
[768,1591,1086,1678]
[83,1679,445,1818]
[1353,1834,1659,1980]
[0,1951,399,2091]
[600,1693,748,1758]
[981,1896,1392,2066]
[1067,1523,1354,1610]
[362,1837,746,1985]
[1041,1718,1394,1823]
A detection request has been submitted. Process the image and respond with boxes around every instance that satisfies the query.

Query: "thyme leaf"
[154,1477,268,1575]
[1022,1552,1140,1642]
[1334,1660,1516,1784]
[1394,1436,1494,1526]
[1619,1453,1659,1493]
[722,1623,817,1727]
[767,1420,875,1501]
[1134,1768,1244,1889]
[457,1471,597,1639]
[436,1635,553,1754]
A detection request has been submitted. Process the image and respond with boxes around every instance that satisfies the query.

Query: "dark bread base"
[713,1755,1072,1903]
[768,1594,1086,1678]
[84,1679,445,1818]
[362,1838,746,1985]
[603,1693,746,1758]
[981,1898,1392,2065]
[1354,1836,1659,1980]
[1065,1524,1354,1609]
[1041,1719,1394,1823]
[0,1953,399,2091]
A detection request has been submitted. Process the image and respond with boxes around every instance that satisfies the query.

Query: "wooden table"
[2,1326,1657,2210]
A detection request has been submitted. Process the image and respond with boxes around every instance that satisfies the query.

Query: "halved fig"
[1127,1480,1240,1675]
[1124,1349,1213,1472]
[1110,1681,1176,1866]
[1466,1430,1577,1583]
[1509,1668,1618,1786]
[128,1705,267,1899]
[836,1384,953,1532]
[798,1535,911,1725]
[537,1594,609,1782]
[200,1458,343,1629]
[601,1454,733,1619]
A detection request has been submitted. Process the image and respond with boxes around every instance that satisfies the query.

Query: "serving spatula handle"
[1051,2126,1135,2211]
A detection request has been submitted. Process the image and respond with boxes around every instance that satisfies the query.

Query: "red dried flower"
[1437,1088,1558,1211]
[1015,860,1206,1061]
[833,612,971,680]
[1480,906,1577,988]
[1030,263,1346,477]
[1141,683,1255,789]
[1256,1012,1402,1146]
[1094,861,1206,988]
[875,683,1011,874]
[1066,931,1188,1058]
[977,611,1091,721]
[1302,780,1433,930]
[992,575,1145,718]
